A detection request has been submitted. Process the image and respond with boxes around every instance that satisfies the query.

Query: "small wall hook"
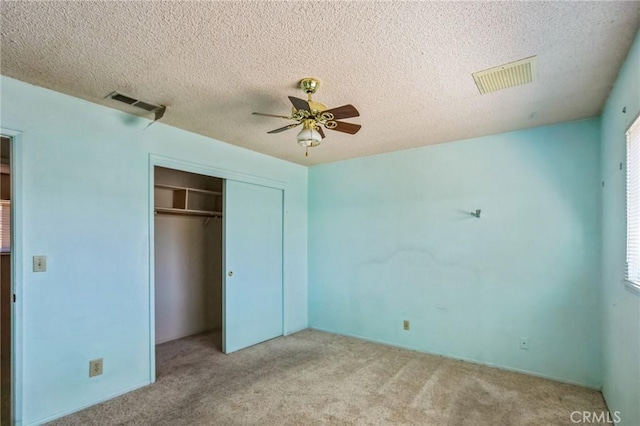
[471,209,481,218]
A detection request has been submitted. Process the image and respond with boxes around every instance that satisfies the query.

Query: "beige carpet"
[50,330,608,425]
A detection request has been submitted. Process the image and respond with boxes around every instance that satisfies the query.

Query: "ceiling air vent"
[106,91,163,112]
[472,56,537,95]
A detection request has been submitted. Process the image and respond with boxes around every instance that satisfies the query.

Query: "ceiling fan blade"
[253,112,294,120]
[329,121,361,135]
[316,126,326,139]
[288,96,311,112]
[267,123,301,134]
[322,104,360,120]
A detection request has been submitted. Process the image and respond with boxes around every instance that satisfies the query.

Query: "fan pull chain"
[305,147,309,157]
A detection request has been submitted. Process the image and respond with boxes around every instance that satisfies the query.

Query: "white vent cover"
[472,56,537,94]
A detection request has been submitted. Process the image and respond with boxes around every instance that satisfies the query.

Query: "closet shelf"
[154,183,221,196]
[155,207,222,217]
[154,183,223,217]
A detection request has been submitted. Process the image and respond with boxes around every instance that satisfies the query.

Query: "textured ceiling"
[1,1,639,166]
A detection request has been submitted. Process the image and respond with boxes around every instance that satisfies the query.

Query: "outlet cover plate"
[89,358,103,377]
[520,337,529,350]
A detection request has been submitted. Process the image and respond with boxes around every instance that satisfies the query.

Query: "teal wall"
[309,119,602,388]
[600,30,640,426]
[0,76,308,425]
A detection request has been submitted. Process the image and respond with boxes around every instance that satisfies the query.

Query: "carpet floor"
[50,329,608,425]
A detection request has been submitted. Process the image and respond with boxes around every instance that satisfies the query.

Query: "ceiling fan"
[253,78,361,156]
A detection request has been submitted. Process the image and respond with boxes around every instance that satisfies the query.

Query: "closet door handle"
[228,271,233,277]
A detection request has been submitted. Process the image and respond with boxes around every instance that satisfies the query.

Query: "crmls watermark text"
[570,411,621,424]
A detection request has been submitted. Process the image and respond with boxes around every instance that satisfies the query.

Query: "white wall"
[154,215,222,344]
[0,76,308,426]
[154,168,223,344]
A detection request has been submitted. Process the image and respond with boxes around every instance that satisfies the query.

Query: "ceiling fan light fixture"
[253,77,361,157]
[297,128,322,147]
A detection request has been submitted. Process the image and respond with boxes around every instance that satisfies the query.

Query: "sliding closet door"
[223,180,283,354]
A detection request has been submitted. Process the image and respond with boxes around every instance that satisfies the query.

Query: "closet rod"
[154,209,222,219]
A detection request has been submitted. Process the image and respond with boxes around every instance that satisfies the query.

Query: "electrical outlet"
[520,337,529,350]
[89,358,103,377]
[33,256,47,272]
[403,320,410,331]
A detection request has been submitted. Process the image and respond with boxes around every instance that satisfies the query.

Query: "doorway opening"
[150,158,285,381]
[1,136,12,425]
[153,166,224,376]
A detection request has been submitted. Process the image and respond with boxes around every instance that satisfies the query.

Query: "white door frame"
[1,127,23,426]
[147,154,286,382]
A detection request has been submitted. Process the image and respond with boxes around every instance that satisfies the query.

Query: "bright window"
[626,114,640,290]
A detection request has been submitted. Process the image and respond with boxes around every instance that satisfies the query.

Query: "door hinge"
[13,294,16,303]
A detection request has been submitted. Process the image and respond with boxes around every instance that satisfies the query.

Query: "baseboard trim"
[309,327,601,391]
[26,380,151,426]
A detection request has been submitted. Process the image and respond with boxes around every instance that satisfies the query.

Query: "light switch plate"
[33,256,47,272]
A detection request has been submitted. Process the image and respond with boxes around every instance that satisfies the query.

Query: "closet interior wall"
[154,166,223,345]
[0,137,10,426]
